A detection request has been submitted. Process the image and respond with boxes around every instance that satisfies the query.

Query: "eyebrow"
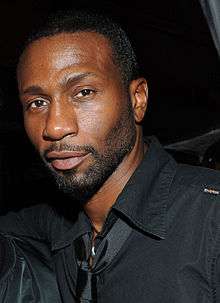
[21,85,45,96]
[63,72,98,89]
[21,72,98,96]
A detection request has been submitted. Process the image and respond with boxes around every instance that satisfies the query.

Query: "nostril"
[43,123,78,141]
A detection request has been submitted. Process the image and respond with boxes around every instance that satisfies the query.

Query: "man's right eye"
[28,99,48,109]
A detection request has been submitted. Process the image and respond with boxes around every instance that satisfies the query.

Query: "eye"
[28,99,48,109]
[76,89,95,98]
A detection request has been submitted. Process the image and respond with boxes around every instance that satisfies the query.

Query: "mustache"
[43,143,97,158]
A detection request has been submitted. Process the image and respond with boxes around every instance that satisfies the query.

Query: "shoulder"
[168,163,220,239]
[171,163,220,193]
[0,203,58,240]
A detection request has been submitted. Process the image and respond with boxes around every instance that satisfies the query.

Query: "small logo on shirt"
[204,188,220,195]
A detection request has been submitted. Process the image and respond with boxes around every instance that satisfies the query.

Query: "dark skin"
[17,32,148,234]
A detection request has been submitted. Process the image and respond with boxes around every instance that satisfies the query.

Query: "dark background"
[0,0,219,212]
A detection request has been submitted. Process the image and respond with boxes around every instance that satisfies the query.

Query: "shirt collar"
[52,136,177,250]
[51,210,91,251]
[112,136,177,239]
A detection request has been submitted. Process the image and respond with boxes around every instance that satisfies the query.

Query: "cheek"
[24,114,44,149]
[77,103,120,141]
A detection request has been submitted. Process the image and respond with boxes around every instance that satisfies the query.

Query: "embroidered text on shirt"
[204,188,220,195]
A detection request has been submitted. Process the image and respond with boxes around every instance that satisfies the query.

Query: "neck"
[83,130,146,233]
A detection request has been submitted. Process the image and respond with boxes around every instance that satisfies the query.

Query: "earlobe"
[130,78,148,123]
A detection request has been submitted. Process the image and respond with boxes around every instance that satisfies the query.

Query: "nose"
[43,101,78,141]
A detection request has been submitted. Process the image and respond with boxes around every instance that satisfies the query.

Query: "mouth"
[46,151,90,171]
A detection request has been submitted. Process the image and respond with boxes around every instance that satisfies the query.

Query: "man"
[1,9,220,302]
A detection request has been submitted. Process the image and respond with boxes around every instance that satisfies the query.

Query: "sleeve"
[0,232,62,302]
[210,198,220,302]
[215,255,220,302]
[0,232,15,281]
[0,204,58,244]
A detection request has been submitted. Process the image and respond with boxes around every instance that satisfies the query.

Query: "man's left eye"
[77,89,94,97]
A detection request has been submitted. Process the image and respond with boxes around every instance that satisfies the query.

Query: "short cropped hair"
[23,10,140,87]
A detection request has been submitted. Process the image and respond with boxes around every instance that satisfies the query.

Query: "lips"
[46,151,90,171]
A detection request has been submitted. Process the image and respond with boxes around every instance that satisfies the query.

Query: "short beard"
[42,99,136,205]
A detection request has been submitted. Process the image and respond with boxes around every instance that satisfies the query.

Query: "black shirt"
[2,137,220,302]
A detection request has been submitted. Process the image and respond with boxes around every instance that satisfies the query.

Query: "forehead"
[18,32,117,84]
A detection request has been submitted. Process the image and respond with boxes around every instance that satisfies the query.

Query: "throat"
[84,133,146,234]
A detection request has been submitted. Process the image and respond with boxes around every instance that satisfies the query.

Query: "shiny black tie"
[75,218,132,302]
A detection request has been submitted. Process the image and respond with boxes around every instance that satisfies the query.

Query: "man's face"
[18,32,137,203]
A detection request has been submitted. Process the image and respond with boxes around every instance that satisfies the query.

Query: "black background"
[0,0,219,211]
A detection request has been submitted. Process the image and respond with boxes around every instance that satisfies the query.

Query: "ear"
[129,78,148,123]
